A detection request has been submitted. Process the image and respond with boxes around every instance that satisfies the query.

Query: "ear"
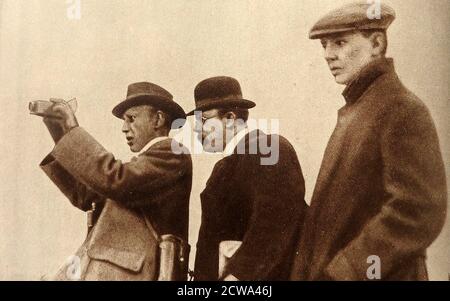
[370,32,386,57]
[225,111,237,120]
[224,112,237,129]
[154,110,167,129]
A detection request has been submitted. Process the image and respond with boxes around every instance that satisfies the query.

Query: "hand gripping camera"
[29,98,78,118]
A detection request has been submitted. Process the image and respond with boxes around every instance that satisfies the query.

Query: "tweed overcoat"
[290,59,447,281]
[41,127,192,280]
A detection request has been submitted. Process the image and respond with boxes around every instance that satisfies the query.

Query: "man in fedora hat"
[189,76,308,281]
[290,2,447,281]
[38,82,192,280]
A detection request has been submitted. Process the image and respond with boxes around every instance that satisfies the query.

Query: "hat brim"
[112,94,187,129]
[309,22,394,39]
[186,99,256,116]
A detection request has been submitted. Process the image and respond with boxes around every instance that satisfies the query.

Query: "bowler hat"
[187,76,256,116]
[309,1,396,39]
[112,82,186,129]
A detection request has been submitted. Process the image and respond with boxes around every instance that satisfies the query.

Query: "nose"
[122,121,130,133]
[324,44,337,62]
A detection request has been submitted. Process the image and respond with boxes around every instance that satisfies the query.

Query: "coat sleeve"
[51,127,190,209]
[40,154,104,212]
[325,102,448,280]
[225,136,307,280]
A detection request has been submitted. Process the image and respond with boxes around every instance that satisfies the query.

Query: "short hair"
[359,29,388,56]
[217,107,250,122]
[146,105,172,130]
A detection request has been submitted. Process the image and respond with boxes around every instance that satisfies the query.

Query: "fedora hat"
[187,76,256,116]
[112,82,186,129]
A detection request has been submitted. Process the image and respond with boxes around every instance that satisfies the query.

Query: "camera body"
[29,99,77,118]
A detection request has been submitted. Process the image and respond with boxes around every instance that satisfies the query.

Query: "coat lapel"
[311,115,347,203]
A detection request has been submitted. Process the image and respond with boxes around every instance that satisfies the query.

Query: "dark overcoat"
[41,127,192,280]
[194,130,308,281]
[291,58,447,281]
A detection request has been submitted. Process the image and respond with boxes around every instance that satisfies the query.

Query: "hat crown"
[194,76,243,102]
[127,82,173,100]
[309,1,396,39]
[186,76,255,115]
[113,81,187,128]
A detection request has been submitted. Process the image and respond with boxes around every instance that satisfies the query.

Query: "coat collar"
[222,122,260,158]
[222,126,249,158]
[139,136,170,155]
[342,58,395,105]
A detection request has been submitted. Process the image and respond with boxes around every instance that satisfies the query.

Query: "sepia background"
[0,0,448,280]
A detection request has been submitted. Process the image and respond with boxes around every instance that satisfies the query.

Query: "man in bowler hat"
[189,76,308,281]
[39,82,192,280]
[291,2,447,281]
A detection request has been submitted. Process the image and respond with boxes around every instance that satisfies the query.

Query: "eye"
[336,40,346,46]
[125,115,136,122]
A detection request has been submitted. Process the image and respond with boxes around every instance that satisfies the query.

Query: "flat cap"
[309,1,396,39]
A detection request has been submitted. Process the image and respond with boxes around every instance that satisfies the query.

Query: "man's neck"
[222,123,249,157]
[139,135,170,155]
[343,57,393,104]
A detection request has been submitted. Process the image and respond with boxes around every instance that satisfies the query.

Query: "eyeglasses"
[199,115,218,124]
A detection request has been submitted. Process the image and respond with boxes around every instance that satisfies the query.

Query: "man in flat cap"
[189,76,308,281]
[291,2,447,281]
[39,82,192,280]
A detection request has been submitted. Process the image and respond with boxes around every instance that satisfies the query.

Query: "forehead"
[123,105,152,117]
[201,108,219,117]
[320,31,365,43]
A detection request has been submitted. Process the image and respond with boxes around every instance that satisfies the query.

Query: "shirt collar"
[342,57,395,105]
[139,136,170,155]
[222,123,258,158]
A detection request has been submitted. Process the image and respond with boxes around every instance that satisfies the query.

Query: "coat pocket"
[87,246,146,273]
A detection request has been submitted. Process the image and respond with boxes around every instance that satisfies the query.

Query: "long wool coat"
[41,128,192,280]
[194,131,308,281]
[290,58,447,281]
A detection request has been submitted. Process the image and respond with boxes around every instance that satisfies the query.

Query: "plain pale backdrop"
[0,0,448,280]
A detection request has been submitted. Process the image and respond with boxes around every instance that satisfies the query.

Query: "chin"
[202,140,223,153]
[202,143,218,153]
[202,147,217,153]
[334,75,350,85]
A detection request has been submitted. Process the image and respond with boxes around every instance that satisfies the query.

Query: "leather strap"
[140,209,160,241]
